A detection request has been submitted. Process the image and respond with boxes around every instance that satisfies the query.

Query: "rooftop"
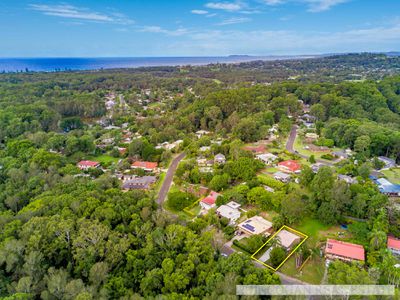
[274,171,291,179]
[77,160,100,167]
[238,216,272,235]
[132,161,158,169]
[278,160,301,172]
[388,236,400,250]
[201,191,221,206]
[325,239,365,261]
[277,230,301,248]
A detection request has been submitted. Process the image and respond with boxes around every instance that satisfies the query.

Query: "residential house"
[104,125,120,130]
[216,201,241,223]
[305,132,319,141]
[77,160,100,171]
[156,140,183,151]
[332,150,350,160]
[243,145,266,154]
[302,121,315,129]
[387,236,400,256]
[256,153,278,165]
[374,178,400,197]
[307,144,330,152]
[105,99,116,110]
[238,216,273,236]
[273,171,291,183]
[301,113,316,123]
[197,158,214,167]
[200,191,221,210]
[196,130,210,138]
[214,153,226,165]
[277,160,301,173]
[311,163,329,173]
[337,174,358,185]
[122,176,157,190]
[181,184,209,198]
[199,146,211,152]
[277,230,301,250]
[131,161,158,172]
[325,239,365,262]
[377,156,397,169]
[264,185,275,193]
[117,147,127,155]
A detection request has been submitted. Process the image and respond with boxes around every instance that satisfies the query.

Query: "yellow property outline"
[251,225,308,271]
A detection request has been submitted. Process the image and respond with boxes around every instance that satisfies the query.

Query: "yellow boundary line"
[183,198,201,216]
[251,225,308,271]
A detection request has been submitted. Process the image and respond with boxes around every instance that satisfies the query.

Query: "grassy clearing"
[86,155,119,164]
[293,218,330,247]
[280,255,325,284]
[382,168,400,184]
[262,167,279,174]
[293,136,340,164]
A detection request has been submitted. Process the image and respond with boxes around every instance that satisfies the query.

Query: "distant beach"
[0,56,315,72]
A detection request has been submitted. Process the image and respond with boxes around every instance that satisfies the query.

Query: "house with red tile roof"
[200,191,221,210]
[131,161,158,172]
[387,236,400,256]
[77,160,100,170]
[325,239,365,262]
[278,160,301,173]
[243,145,266,154]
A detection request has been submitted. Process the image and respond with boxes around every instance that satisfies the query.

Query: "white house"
[238,216,273,236]
[256,153,278,165]
[273,171,291,183]
[214,153,226,165]
[216,201,241,223]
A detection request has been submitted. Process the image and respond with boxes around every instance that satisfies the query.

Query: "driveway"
[156,152,186,207]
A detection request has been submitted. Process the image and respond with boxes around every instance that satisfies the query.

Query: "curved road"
[286,125,307,159]
[157,152,186,206]
[286,125,334,166]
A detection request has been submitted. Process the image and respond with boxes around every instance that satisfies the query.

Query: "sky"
[1,0,400,57]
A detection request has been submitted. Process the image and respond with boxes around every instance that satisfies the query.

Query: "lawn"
[382,168,400,184]
[185,203,201,216]
[293,135,340,164]
[280,255,326,284]
[262,167,279,174]
[86,155,119,164]
[294,218,330,246]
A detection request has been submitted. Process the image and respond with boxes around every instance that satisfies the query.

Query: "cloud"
[29,4,134,24]
[191,9,209,15]
[260,0,350,12]
[169,22,400,55]
[139,26,189,36]
[262,0,284,5]
[205,2,243,11]
[217,17,251,25]
[305,0,349,12]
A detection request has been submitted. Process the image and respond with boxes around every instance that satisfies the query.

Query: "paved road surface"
[157,152,186,206]
[286,125,334,166]
[286,125,307,159]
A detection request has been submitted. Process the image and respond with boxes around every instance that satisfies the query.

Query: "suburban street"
[286,125,307,158]
[157,152,186,206]
[286,125,334,166]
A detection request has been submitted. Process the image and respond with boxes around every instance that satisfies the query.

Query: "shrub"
[321,153,334,160]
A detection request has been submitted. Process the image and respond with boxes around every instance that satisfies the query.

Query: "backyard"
[293,135,341,164]
[382,168,400,184]
[279,255,326,284]
[86,154,120,164]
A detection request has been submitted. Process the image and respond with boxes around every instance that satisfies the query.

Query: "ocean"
[0,56,310,72]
